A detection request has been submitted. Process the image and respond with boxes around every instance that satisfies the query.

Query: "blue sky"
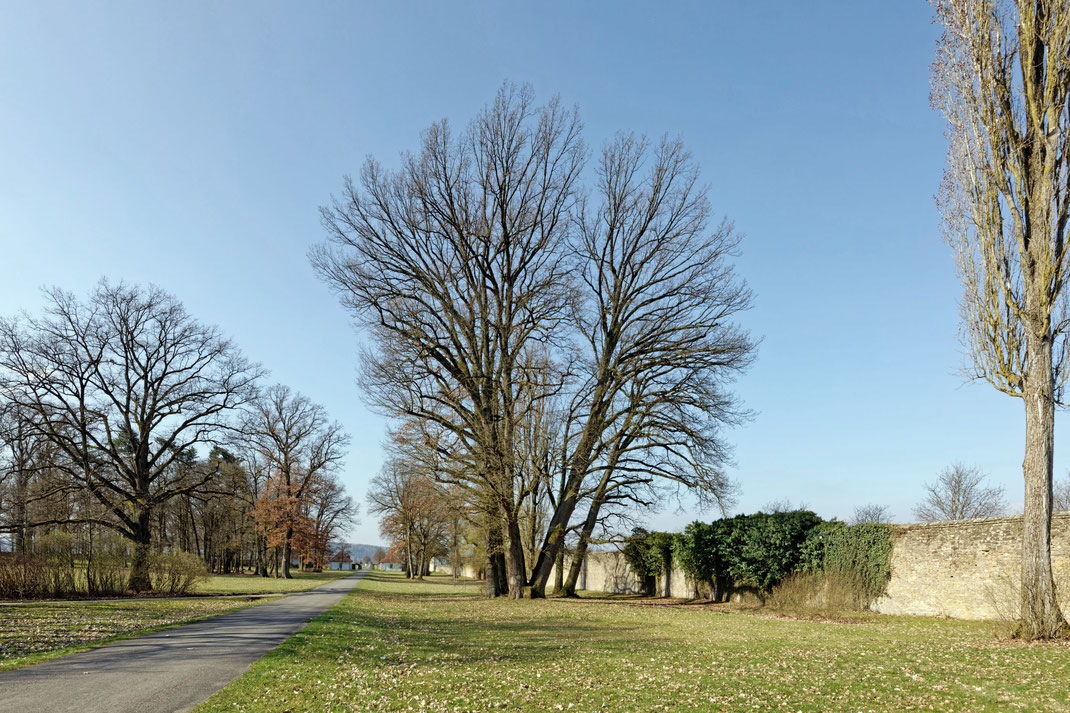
[1,2,1060,544]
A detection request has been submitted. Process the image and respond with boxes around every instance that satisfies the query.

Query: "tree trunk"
[502,512,527,599]
[257,536,268,577]
[528,462,585,597]
[492,551,508,596]
[127,508,153,592]
[13,470,28,555]
[561,470,612,597]
[483,522,504,597]
[451,521,461,578]
[529,384,615,596]
[1018,331,1067,638]
[553,547,564,595]
[281,526,293,579]
[562,546,585,597]
[483,547,497,597]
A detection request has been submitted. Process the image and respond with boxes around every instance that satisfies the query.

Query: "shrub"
[622,528,674,595]
[673,511,823,599]
[767,571,870,614]
[34,531,78,597]
[725,510,823,590]
[0,554,49,599]
[800,521,894,604]
[151,551,207,594]
[85,531,130,596]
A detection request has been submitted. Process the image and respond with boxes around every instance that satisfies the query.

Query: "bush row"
[0,531,206,599]
[622,511,895,608]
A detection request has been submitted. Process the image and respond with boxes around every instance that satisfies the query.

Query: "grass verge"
[0,595,275,671]
[194,570,1070,713]
[195,569,353,595]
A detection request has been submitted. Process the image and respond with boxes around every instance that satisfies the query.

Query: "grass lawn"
[0,596,274,671]
[195,569,354,595]
[195,570,1070,713]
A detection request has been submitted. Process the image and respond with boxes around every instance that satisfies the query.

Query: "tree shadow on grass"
[357,571,483,601]
[339,599,651,669]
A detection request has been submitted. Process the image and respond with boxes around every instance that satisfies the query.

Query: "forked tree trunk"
[562,470,612,597]
[562,548,585,598]
[528,453,590,598]
[1019,332,1067,638]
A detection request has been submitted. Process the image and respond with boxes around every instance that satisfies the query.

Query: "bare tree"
[932,0,1070,637]
[315,87,754,600]
[851,503,892,525]
[307,473,359,570]
[762,498,809,514]
[371,423,461,579]
[313,83,583,598]
[1054,473,1070,512]
[0,404,43,554]
[527,135,755,597]
[913,464,1008,522]
[0,282,262,590]
[241,384,349,578]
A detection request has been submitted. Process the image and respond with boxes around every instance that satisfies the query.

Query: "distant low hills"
[341,543,386,562]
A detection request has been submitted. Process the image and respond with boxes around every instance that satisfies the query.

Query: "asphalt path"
[0,570,366,713]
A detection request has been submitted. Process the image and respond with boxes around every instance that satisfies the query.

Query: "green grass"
[0,596,275,671]
[195,569,354,595]
[194,571,1070,712]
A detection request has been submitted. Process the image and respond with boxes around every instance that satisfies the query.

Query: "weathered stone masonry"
[873,512,1070,620]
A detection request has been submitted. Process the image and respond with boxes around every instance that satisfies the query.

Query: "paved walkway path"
[0,571,366,713]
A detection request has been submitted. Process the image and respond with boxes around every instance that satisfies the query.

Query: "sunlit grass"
[195,569,353,595]
[195,570,1070,712]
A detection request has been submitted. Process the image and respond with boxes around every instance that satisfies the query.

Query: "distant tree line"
[0,282,357,593]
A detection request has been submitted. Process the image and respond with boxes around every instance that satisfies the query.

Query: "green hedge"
[623,511,894,603]
[671,511,822,592]
[622,528,674,594]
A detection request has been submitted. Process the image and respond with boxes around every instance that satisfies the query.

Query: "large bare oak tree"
[0,282,262,590]
[313,84,583,598]
[316,85,754,599]
[526,134,755,597]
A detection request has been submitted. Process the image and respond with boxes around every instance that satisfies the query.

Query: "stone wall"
[873,512,1070,620]
[550,551,695,597]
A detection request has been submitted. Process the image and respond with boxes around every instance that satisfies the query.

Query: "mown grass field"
[0,596,273,671]
[195,569,353,595]
[195,570,1070,713]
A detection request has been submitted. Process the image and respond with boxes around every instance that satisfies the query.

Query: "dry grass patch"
[195,569,353,595]
[0,596,273,670]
